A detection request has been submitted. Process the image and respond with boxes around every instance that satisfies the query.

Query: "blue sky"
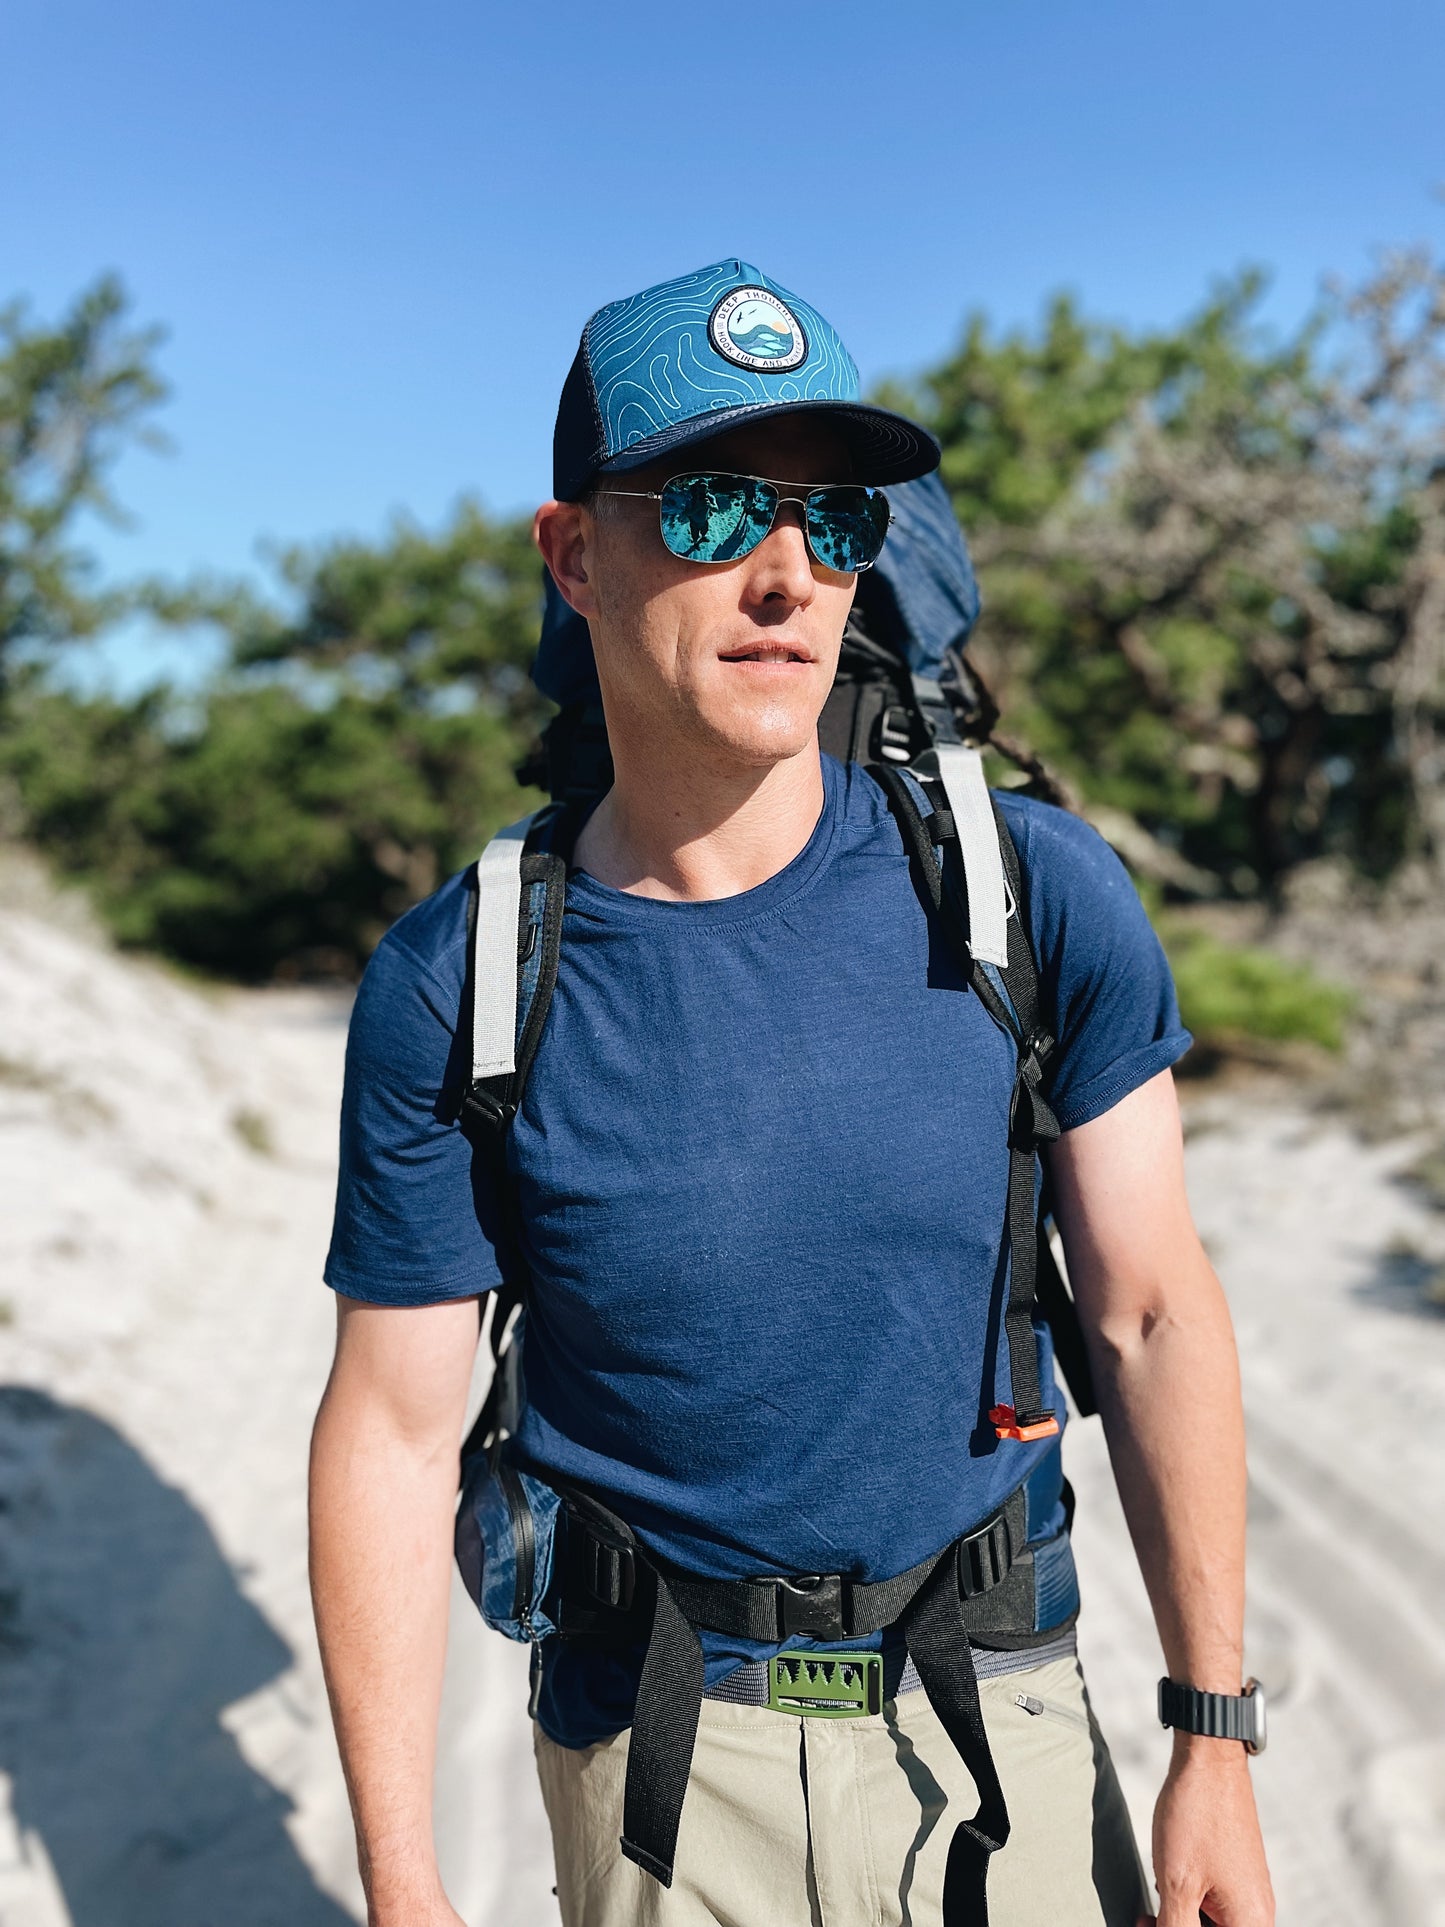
[2,0,1441,687]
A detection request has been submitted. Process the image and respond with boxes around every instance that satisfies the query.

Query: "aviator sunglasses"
[592,471,892,574]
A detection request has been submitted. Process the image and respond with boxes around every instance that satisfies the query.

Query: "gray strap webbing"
[470,814,535,1082]
[934,744,1009,967]
[701,1629,1078,1706]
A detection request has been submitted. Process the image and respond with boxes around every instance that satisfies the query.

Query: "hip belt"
[552,1478,1074,1927]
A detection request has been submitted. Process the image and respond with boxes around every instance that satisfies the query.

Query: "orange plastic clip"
[990,1404,1060,1443]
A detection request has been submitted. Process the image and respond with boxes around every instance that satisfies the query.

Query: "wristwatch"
[1157,1676,1267,1755]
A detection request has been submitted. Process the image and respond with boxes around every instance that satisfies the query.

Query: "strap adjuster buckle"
[582,1523,636,1613]
[461,1081,516,1131]
[1021,1029,1055,1077]
[776,1573,846,1641]
[989,1403,1060,1443]
[957,1510,1014,1599]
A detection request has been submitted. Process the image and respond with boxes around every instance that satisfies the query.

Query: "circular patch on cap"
[708,287,808,372]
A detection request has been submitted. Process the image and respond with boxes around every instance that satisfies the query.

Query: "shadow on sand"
[0,1386,355,1926]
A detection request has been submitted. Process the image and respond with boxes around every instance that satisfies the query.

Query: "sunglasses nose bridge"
[768,493,810,537]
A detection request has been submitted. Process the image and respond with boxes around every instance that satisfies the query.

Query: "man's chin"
[693,709,822,772]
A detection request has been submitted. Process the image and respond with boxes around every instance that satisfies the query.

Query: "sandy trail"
[1,903,1442,1924]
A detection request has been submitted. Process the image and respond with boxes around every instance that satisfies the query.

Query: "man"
[310,260,1274,1927]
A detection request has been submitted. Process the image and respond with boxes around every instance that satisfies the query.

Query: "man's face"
[541,419,859,772]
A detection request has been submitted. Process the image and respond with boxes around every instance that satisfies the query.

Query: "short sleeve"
[324,914,504,1305]
[997,793,1193,1134]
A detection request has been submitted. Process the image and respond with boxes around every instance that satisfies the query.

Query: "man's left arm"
[1047,1067,1274,1927]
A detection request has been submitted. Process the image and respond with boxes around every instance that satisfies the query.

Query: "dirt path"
[2,904,1442,1924]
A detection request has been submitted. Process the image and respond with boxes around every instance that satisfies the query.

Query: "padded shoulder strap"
[871,759,1069,1437]
[461,804,576,1141]
[470,814,535,1081]
[932,744,1009,967]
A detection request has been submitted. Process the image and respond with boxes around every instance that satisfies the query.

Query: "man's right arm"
[309,1292,482,1927]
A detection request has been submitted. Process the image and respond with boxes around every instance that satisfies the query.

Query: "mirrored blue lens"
[659,475,777,563]
[804,486,891,573]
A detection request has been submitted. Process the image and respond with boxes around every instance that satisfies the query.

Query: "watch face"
[1244,1677,1267,1755]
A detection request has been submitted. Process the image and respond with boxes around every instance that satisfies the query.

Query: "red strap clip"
[990,1404,1060,1443]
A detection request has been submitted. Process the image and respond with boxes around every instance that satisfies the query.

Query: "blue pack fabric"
[454,1453,562,1643]
[859,469,980,674]
[533,571,601,708]
[326,760,1189,1746]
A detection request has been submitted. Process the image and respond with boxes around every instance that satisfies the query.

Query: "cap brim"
[592,398,940,490]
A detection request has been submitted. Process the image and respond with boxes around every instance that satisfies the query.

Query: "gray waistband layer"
[702,1628,1078,1709]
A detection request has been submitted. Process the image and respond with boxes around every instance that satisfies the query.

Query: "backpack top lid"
[530,471,980,708]
[852,469,980,678]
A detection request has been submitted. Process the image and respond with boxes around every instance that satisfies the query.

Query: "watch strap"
[1157,1677,1261,1747]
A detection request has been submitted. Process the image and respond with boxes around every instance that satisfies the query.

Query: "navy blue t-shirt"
[325,756,1190,1744]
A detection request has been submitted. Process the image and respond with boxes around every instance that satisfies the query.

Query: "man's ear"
[534,499,599,620]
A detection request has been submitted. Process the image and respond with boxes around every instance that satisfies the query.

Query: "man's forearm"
[309,1375,461,1922]
[1086,1242,1248,1696]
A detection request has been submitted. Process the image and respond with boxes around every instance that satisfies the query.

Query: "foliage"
[3,255,1444,991]
[1161,921,1355,1054]
[0,278,166,695]
[0,506,549,976]
[219,503,545,720]
[0,281,553,977]
[895,255,1445,896]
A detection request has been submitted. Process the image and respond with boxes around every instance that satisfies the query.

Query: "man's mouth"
[718,644,813,664]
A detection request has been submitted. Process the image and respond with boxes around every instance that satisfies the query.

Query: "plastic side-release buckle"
[775,1573,846,1642]
[990,1404,1060,1443]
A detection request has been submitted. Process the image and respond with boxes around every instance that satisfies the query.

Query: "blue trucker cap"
[553,258,941,500]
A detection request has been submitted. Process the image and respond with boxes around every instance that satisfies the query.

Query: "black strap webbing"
[901,1552,1010,1926]
[620,1573,704,1886]
[870,762,1061,1433]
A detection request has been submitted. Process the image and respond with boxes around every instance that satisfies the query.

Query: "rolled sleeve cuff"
[322,1258,501,1307]
[1052,1030,1193,1134]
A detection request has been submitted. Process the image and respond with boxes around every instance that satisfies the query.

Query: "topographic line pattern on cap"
[585,260,859,457]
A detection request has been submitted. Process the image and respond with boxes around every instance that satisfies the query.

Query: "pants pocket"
[1011,1689,1092,1735]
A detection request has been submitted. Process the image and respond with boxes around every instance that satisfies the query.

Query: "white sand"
[1,900,1442,1925]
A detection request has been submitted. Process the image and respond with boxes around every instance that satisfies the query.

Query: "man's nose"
[744,503,816,605]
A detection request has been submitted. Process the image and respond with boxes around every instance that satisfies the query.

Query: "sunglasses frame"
[591,470,892,574]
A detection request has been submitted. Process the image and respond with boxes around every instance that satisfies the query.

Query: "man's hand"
[1141,1741,1273,1927]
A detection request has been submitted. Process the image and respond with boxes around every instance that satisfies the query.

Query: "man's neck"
[573,741,826,902]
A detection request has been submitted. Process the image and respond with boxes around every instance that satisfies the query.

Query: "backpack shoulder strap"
[461,805,573,1136]
[870,760,1097,1429]
[931,743,1010,968]
[456,804,577,1473]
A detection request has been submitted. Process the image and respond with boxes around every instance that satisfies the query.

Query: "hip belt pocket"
[454,1447,561,1642]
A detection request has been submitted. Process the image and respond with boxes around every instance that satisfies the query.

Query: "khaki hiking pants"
[534,1651,1150,1927]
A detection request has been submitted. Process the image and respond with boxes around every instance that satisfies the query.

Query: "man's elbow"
[1081,1244,1234,1378]
[313,1293,482,1472]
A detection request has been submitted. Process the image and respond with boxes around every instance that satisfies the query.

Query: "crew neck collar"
[566,754,845,929]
